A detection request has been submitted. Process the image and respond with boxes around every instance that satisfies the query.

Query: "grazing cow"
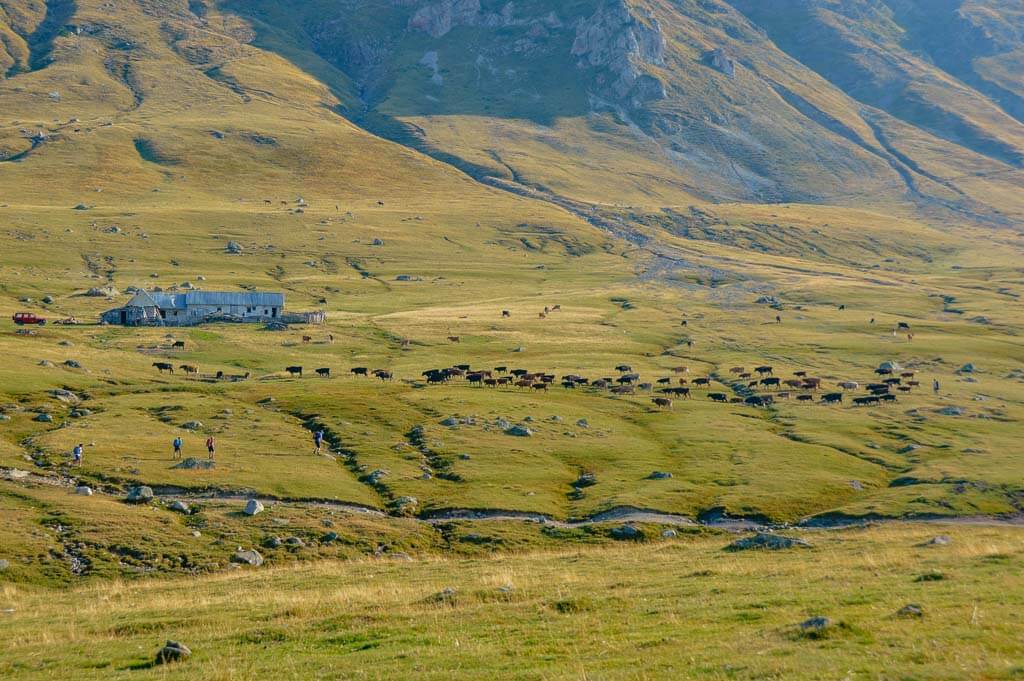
[618,373,639,384]
[502,310,511,318]
[708,393,728,403]
[592,379,609,389]
[616,364,633,373]
[497,377,513,386]
[447,336,460,343]
[746,395,773,407]
[897,322,911,330]
[652,397,673,410]
[153,362,174,374]
[302,335,312,344]
[351,367,369,377]
[692,377,711,387]
[776,392,790,400]
[515,380,532,389]
[796,394,814,402]
[552,305,561,311]
[739,372,752,379]
[838,304,846,310]
[511,369,529,377]
[784,379,804,389]
[880,394,898,403]
[532,383,548,392]
[875,368,893,376]
[373,370,393,381]
[681,320,688,326]
[638,383,653,391]
[853,396,879,406]
[455,364,472,372]
[426,372,447,384]
[672,366,689,374]
[286,366,303,377]
[539,312,547,319]
[870,387,890,396]
[838,381,859,390]
[760,377,781,389]
[802,378,822,390]
[907,380,920,387]
[900,371,915,378]
[729,367,744,374]
[755,366,773,376]
[179,365,198,375]
[467,373,484,385]
[678,378,689,386]
[657,377,672,385]
[822,393,843,404]
[494,366,508,374]
[172,340,185,349]
[748,381,758,388]
[400,338,411,349]
[897,386,912,393]
[562,380,577,389]
[216,371,224,379]
[793,371,807,378]
[315,367,331,378]
[884,377,902,385]
[611,385,634,395]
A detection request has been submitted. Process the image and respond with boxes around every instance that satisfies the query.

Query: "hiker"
[775,315,781,324]
[933,379,940,394]
[172,436,183,460]
[206,436,216,460]
[72,443,83,467]
[313,429,324,455]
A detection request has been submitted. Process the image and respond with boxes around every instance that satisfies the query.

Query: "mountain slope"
[222,0,1024,225]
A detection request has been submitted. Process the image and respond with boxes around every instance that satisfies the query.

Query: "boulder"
[321,531,339,543]
[958,363,976,374]
[42,295,54,304]
[922,535,951,547]
[230,549,264,566]
[896,604,924,618]
[63,360,82,369]
[648,471,673,480]
[937,406,965,416]
[243,499,264,516]
[284,536,305,547]
[172,457,215,470]
[661,529,677,538]
[725,532,810,551]
[155,640,191,665]
[34,413,54,423]
[879,360,901,372]
[181,421,203,431]
[75,486,93,496]
[574,472,597,488]
[440,416,459,427]
[70,409,92,418]
[575,418,590,429]
[799,617,832,636]
[49,389,80,404]
[505,424,533,437]
[263,536,282,549]
[610,524,644,541]
[126,486,154,504]
[225,240,243,254]
[168,500,190,514]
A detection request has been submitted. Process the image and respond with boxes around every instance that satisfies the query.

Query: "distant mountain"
[2,0,1022,225]
[223,0,1024,223]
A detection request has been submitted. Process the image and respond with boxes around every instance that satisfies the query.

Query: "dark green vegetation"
[0,1,1022,677]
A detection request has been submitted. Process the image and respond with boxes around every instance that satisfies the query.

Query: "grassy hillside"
[2,523,1023,679]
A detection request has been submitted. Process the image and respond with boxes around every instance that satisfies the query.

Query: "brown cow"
[302,335,312,344]
[447,336,461,343]
[179,365,198,375]
[652,397,673,410]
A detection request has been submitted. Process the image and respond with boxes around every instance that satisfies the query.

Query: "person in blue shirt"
[313,430,324,455]
[172,436,183,460]
[72,443,83,466]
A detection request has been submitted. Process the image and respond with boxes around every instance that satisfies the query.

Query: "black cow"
[286,366,303,377]
[821,393,843,404]
[315,367,331,378]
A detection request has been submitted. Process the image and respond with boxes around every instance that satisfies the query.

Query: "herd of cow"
[248,362,922,411]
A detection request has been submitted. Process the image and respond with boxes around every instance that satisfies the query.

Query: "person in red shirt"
[206,436,216,460]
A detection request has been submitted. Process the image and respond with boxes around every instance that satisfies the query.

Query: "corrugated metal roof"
[125,290,284,309]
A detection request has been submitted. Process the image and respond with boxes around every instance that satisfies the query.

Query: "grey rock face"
[231,549,264,566]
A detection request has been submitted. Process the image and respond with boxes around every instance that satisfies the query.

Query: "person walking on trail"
[933,379,940,394]
[172,436,183,460]
[72,443,83,467]
[206,436,216,460]
[313,429,324,455]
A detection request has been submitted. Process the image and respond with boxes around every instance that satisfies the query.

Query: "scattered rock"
[393,496,418,515]
[155,640,192,664]
[172,457,215,470]
[126,486,154,504]
[34,413,53,423]
[168,500,190,514]
[937,406,965,416]
[661,529,677,538]
[0,559,8,571]
[63,360,81,369]
[440,416,459,427]
[284,536,305,547]
[321,531,339,543]
[243,499,264,516]
[610,524,644,541]
[574,472,597,488]
[897,444,920,454]
[914,570,945,582]
[505,424,533,437]
[49,389,80,404]
[41,295,54,304]
[225,240,243,254]
[263,536,283,549]
[922,535,951,547]
[84,286,119,297]
[725,533,810,551]
[896,604,924,618]
[426,587,457,605]
[371,238,384,246]
[879,360,901,372]
[75,486,93,496]
[231,549,264,567]
[849,480,864,491]
[181,421,203,430]
[575,418,590,429]
[648,471,673,480]
[958,363,977,374]
[798,617,832,637]
[38,360,54,367]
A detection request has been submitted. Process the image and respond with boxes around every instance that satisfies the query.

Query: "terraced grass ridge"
[1,0,1022,678]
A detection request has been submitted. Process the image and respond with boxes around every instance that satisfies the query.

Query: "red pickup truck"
[12,312,46,326]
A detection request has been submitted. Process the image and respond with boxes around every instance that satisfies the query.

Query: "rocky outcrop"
[571,0,666,108]
[408,0,483,39]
